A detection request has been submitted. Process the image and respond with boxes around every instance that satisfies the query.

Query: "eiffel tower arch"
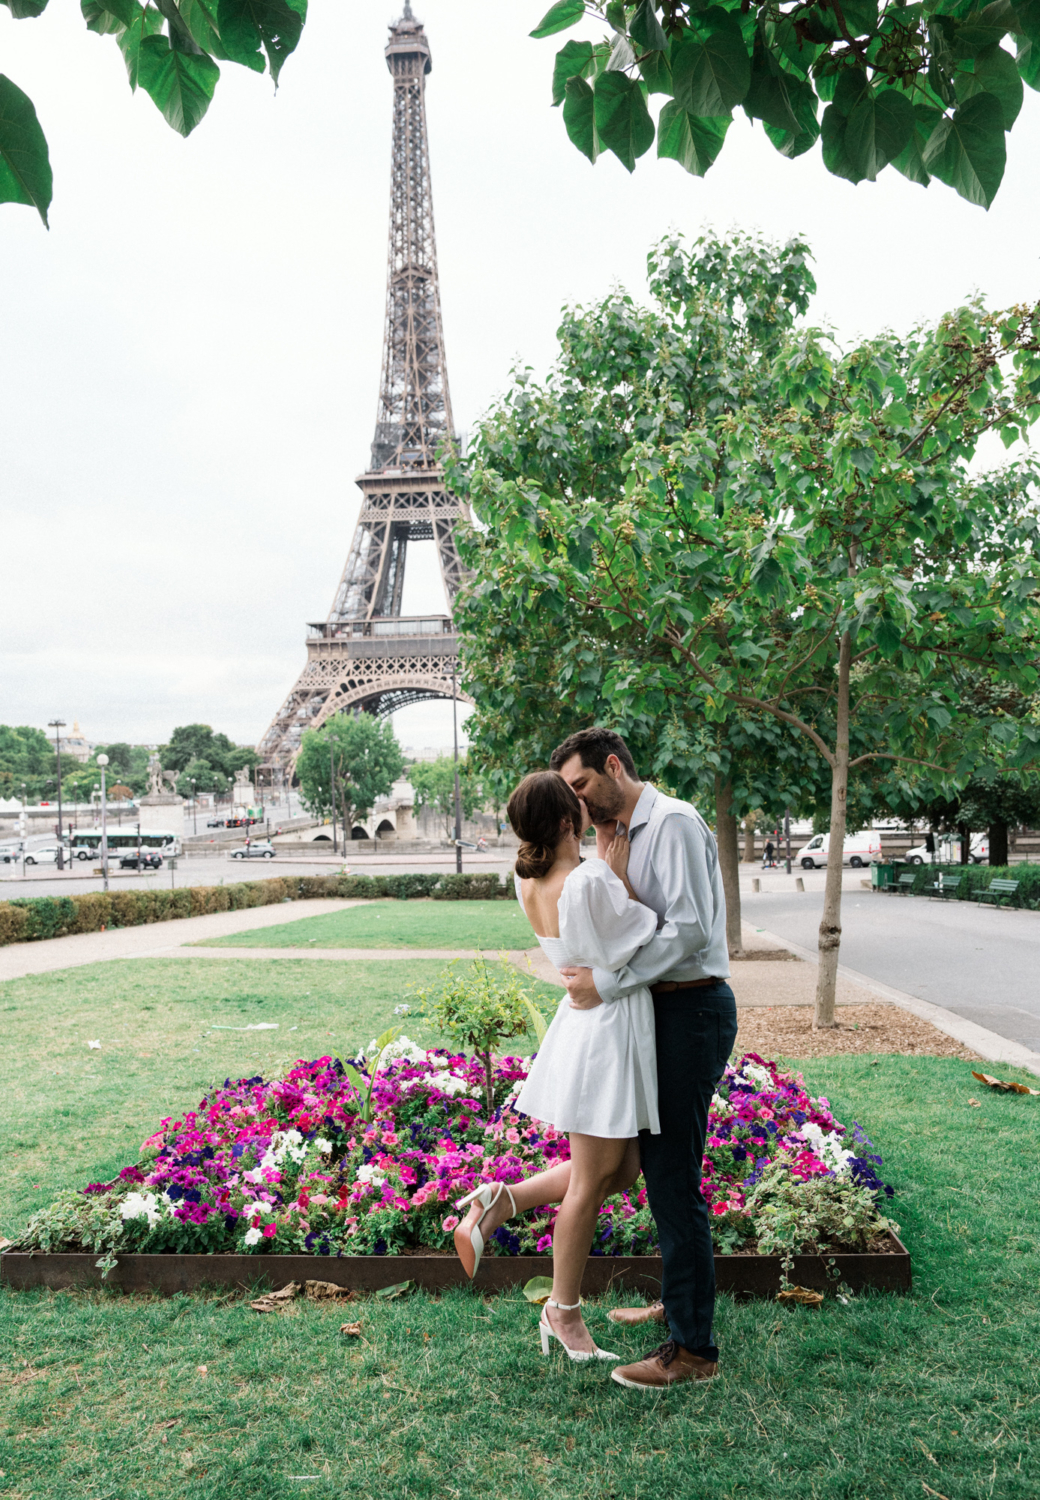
[258,4,472,776]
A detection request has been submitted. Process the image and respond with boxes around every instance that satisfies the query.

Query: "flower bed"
[13,1045,899,1277]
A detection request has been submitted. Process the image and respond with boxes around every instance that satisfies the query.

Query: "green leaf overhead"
[671,11,751,116]
[922,90,1007,205]
[530,0,1040,204]
[81,0,138,34]
[136,34,219,134]
[955,43,1024,127]
[530,0,585,40]
[563,74,599,161]
[118,5,165,89]
[0,0,50,16]
[216,0,305,83]
[0,74,52,226]
[657,99,730,174]
[593,70,655,170]
[552,38,594,105]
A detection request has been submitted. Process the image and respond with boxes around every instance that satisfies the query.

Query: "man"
[550,727,737,1391]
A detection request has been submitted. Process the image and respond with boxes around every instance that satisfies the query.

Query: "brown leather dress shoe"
[607,1300,667,1328]
[611,1340,718,1390]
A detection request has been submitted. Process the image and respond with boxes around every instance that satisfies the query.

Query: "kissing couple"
[452,728,738,1391]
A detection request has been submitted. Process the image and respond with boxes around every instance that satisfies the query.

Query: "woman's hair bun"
[514,840,555,880]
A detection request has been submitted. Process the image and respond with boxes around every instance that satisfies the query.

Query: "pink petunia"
[441,1215,460,1232]
[262,1222,277,1238]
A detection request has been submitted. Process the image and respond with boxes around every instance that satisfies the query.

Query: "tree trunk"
[815,630,851,1029]
[989,820,1009,867]
[743,816,757,864]
[958,821,970,865]
[715,774,743,957]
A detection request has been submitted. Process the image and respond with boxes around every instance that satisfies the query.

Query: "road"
[748,885,1040,1053]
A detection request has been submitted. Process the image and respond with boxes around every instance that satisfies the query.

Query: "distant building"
[61,721,94,763]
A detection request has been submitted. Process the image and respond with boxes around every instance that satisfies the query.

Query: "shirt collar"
[617,783,657,839]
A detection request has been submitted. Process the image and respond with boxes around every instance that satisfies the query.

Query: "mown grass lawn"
[2,957,1040,1498]
[195,899,533,951]
[0,956,558,1241]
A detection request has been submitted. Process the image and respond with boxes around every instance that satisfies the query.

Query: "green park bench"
[893,873,918,895]
[926,872,963,900]
[978,878,1020,909]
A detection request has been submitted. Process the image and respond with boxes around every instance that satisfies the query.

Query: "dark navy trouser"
[638,980,738,1359]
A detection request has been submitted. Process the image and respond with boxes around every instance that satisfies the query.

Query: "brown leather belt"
[651,977,723,994]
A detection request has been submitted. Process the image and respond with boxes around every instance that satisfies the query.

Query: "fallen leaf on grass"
[971,1071,1040,1096]
[86,1040,101,1050]
[250,1282,300,1314]
[196,1365,208,1377]
[968,1098,982,1107]
[340,1321,363,1337]
[921,1484,951,1500]
[0,1238,12,1251]
[522,1276,554,1306]
[156,1419,179,1430]
[777,1286,824,1308]
[375,1279,413,1300]
[304,1280,355,1301]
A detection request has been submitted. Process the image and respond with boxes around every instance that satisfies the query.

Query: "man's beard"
[583,779,626,825]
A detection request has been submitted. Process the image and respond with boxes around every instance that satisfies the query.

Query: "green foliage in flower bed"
[3,1054,1040,1500]
[0,873,515,947]
[899,860,1040,907]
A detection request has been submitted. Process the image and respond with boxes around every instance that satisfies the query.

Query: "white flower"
[119,1192,162,1226]
[741,1062,775,1092]
[393,1004,411,1015]
[355,1163,386,1187]
[798,1121,854,1173]
[243,1227,263,1247]
[313,1137,333,1155]
[436,1074,471,1098]
[509,1079,524,1096]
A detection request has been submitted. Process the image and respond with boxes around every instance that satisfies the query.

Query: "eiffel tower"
[258,3,470,776]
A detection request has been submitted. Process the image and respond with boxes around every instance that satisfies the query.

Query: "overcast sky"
[3,1,1039,752]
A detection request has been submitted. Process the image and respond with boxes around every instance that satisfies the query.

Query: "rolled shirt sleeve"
[591,813,721,1002]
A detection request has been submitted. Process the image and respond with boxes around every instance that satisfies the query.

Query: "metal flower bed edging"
[0,1234,909,1298]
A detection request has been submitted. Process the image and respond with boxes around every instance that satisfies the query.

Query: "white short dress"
[513,860,660,1138]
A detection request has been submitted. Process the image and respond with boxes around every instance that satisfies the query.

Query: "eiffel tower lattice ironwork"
[258,3,471,776]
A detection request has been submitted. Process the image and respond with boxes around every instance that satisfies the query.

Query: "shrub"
[904,861,1040,908]
[0,904,29,945]
[72,893,113,933]
[432,873,512,901]
[0,866,518,946]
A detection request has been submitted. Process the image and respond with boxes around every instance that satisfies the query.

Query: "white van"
[904,832,988,865]
[798,831,882,869]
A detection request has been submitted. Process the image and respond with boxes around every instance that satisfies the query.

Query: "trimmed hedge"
[897,861,1040,909]
[0,871,514,947]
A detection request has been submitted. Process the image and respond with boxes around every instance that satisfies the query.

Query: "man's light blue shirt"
[591,783,730,1003]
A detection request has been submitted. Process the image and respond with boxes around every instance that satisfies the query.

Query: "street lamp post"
[190,779,197,835]
[329,737,338,855]
[20,782,27,878]
[96,754,110,891]
[784,806,792,876]
[451,663,463,875]
[48,719,66,870]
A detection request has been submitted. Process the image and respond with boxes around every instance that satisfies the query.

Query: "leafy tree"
[448,232,839,953]
[883,757,1040,863]
[532,0,1037,207]
[0,724,56,801]
[408,755,486,839]
[451,229,1040,1026]
[175,756,225,799]
[95,742,151,795]
[296,714,404,838]
[0,0,308,226]
[160,724,257,780]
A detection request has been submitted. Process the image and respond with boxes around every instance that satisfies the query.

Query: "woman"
[453,770,659,1362]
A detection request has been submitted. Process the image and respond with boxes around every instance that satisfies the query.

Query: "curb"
[752,925,1040,1080]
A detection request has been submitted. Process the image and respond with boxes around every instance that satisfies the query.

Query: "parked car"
[798,831,883,869]
[904,833,988,865]
[206,817,226,829]
[230,841,276,859]
[0,847,19,864]
[118,852,163,870]
[23,846,69,866]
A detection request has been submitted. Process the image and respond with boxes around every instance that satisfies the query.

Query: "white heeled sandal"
[539,1298,619,1362]
[453,1181,518,1279]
